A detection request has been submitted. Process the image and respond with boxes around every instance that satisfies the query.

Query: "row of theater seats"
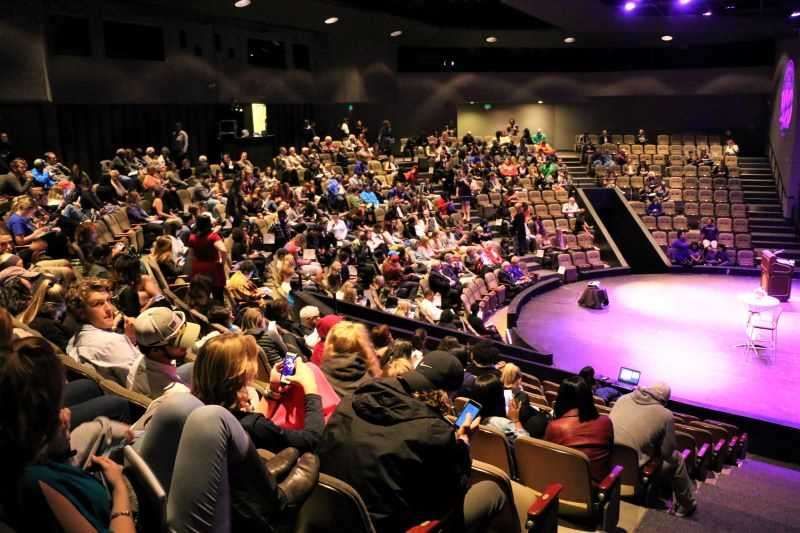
[448,367,748,531]
[630,200,747,221]
[578,132,730,148]
[556,251,609,283]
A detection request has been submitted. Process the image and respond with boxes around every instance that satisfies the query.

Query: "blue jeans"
[64,379,131,426]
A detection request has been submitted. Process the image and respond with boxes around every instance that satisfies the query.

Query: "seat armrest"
[696,442,710,460]
[597,465,624,494]
[641,458,660,479]
[526,483,562,533]
[680,449,692,462]
[713,439,725,454]
[407,520,441,533]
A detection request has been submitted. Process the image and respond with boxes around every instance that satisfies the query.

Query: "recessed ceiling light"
[725,3,735,9]
[624,1,637,12]
[234,0,251,7]
[564,36,576,43]
[678,0,691,4]
[324,17,339,24]
[702,10,712,15]
[485,36,497,43]
[390,30,403,37]
[537,100,544,104]
[792,11,800,17]
[661,35,673,41]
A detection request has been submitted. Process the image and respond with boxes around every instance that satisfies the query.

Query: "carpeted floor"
[633,457,800,533]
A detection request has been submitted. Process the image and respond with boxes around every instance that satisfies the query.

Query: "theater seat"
[642,216,657,231]
[514,437,623,532]
[734,233,751,249]
[672,215,688,231]
[717,217,732,232]
[586,250,608,269]
[123,446,167,533]
[733,218,748,233]
[652,231,668,248]
[675,431,710,481]
[295,473,378,533]
[657,216,673,231]
[471,425,516,478]
[611,444,660,505]
[737,249,755,267]
[570,251,592,272]
[557,254,578,283]
[470,460,561,533]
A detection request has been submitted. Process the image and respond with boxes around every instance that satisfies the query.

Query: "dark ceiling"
[325,0,554,29]
[598,0,800,17]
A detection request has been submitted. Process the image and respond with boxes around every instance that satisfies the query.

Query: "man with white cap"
[609,381,697,517]
[318,350,505,532]
[298,305,321,348]
[133,307,200,398]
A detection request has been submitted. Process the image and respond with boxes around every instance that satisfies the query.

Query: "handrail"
[767,140,798,232]
[611,187,672,268]
[577,188,629,269]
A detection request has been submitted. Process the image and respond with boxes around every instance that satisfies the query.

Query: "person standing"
[172,122,189,161]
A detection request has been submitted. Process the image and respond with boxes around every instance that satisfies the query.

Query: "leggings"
[64,379,132,426]
[135,394,280,532]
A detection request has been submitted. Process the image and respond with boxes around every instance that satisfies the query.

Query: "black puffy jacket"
[318,378,470,532]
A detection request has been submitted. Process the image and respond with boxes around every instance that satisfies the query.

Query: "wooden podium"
[760,250,794,302]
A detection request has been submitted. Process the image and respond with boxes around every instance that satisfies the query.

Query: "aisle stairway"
[740,157,800,261]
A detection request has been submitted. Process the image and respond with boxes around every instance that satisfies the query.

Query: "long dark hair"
[470,373,507,420]
[195,214,212,236]
[0,337,65,497]
[554,376,598,422]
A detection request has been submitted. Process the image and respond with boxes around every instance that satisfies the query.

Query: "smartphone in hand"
[454,399,482,428]
[280,352,298,386]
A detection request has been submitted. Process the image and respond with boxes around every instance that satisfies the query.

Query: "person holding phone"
[318,350,506,532]
[191,333,324,454]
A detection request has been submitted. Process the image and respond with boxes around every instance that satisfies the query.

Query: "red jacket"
[544,410,614,483]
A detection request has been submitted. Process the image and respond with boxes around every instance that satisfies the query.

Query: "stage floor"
[516,274,800,428]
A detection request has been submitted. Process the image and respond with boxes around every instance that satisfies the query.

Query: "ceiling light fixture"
[390,30,403,37]
[324,17,339,24]
[661,34,673,41]
[234,0,251,7]
[623,1,637,12]
[485,36,498,43]
[537,100,544,104]
[564,36,576,43]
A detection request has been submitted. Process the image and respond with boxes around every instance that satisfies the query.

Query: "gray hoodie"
[609,387,676,466]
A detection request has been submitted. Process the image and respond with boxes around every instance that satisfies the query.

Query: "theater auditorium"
[1,0,800,531]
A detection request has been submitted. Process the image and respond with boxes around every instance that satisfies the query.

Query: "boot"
[277,452,320,506]
[265,447,300,481]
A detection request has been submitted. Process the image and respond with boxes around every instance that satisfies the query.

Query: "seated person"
[192,332,325,453]
[65,277,144,389]
[469,373,529,442]
[318,351,505,532]
[133,307,199,398]
[418,289,443,324]
[700,218,718,249]
[561,196,582,218]
[544,376,614,483]
[688,242,704,266]
[610,383,697,517]
[578,366,620,404]
[669,231,692,266]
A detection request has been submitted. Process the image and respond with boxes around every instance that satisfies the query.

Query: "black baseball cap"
[402,350,464,392]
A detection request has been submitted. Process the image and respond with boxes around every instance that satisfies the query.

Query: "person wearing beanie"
[609,381,697,517]
[310,314,343,366]
[318,350,506,532]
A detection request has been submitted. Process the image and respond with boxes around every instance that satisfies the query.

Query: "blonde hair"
[238,307,264,331]
[501,363,521,388]
[12,196,35,213]
[192,333,259,408]
[323,321,382,378]
[151,236,173,264]
[384,357,413,378]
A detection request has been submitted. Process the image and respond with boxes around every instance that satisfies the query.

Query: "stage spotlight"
[564,36,576,43]
[324,17,339,24]
[623,1,637,12]
[234,0,251,7]
[537,100,544,104]
[678,0,691,4]
[661,34,673,42]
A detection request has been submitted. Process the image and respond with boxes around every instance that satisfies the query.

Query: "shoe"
[265,447,299,481]
[278,452,320,506]
[669,502,697,518]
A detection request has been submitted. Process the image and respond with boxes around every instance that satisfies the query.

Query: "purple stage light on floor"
[623,1,637,12]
